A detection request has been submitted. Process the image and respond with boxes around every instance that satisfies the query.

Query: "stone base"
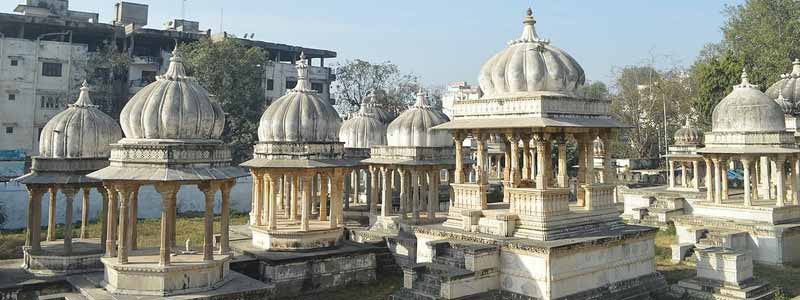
[100,250,231,296]
[670,278,777,300]
[22,239,104,276]
[250,225,344,250]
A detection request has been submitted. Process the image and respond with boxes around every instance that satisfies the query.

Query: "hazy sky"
[5,0,743,86]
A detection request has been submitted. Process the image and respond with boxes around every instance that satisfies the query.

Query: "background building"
[440,81,480,119]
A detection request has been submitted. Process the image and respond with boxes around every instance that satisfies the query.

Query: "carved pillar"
[352,170,360,205]
[26,187,45,252]
[534,134,548,189]
[602,134,614,184]
[80,187,90,239]
[508,133,521,187]
[155,183,179,266]
[776,156,786,207]
[681,162,688,187]
[99,188,108,247]
[411,169,420,222]
[523,136,531,180]
[252,171,263,226]
[262,173,270,226]
[128,187,139,250]
[399,168,407,219]
[301,175,312,231]
[381,167,392,217]
[668,159,675,188]
[116,185,132,264]
[721,158,729,200]
[320,175,329,221]
[476,134,487,185]
[704,158,713,202]
[104,185,118,257]
[742,158,752,206]
[795,157,800,205]
[62,188,77,255]
[283,175,290,217]
[692,160,700,189]
[267,175,277,231]
[330,171,344,228]
[221,180,235,252]
[369,167,379,216]
[47,187,57,241]
[454,133,465,184]
[557,140,568,187]
[712,157,722,204]
[428,169,439,218]
[199,182,218,261]
[291,175,299,221]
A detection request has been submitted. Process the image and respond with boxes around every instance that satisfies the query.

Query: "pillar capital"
[198,181,221,195]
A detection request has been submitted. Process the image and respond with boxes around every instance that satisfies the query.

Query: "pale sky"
[5,0,744,86]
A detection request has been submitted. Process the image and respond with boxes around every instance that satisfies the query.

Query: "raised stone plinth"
[251,226,344,250]
[22,239,104,275]
[696,247,753,286]
[670,248,777,300]
[101,250,231,296]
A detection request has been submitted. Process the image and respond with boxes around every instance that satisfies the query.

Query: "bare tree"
[332,59,419,116]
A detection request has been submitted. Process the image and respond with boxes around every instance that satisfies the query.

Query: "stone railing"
[507,187,570,218]
[253,141,344,160]
[583,184,616,210]
[451,183,487,210]
[110,142,232,166]
[452,94,611,119]
[369,146,456,162]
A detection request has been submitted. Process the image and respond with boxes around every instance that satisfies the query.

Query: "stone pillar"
[681,162,688,187]
[330,173,344,228]
[262,173,270,226]
[535,135,548,189]
[508,133,520,187]
[291,176,299,221]
[704,158,713,202]
[721,159,729,200]
[790,157,798,205]
[283,175,290,217]
[301,175,312,231]
[411,169,420,222]
[476,134,487,185]
[454,133,465,184]
[523,136,531,180]
[47,187,57,241]
[80,187,90,239]
[253,172,263,226]
[221,180,234,253]
[128,188,139,251]
[381,167,392,217]
[26,187,44,252]
[99,188,108,248]
[320,175,329,221]
[668,159,675,188]
[352,170,360,205]
[369,167,379,216]
[602,135,614,184]
[267,175,277,231]
[557,141,568,188]
[583,136,594,185]
[428,170,438,218]
[795,157,800,205]
[199,182,218,261]
[742,158,752,207]
[62,188,77,255]
[713,157,722,204]
[776,156,786,207]
[155,183,179,266]
[692,161,700,189]
[760,156,771,199]
[447,169,455,206]
[169,191,177,248]
[752,161,760,202]
[104,186,118,257]
[116,185,131,264]
[399,168,407,219]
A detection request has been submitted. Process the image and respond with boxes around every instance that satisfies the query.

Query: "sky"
[5,0,744,86]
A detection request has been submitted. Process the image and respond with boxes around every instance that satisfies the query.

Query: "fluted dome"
[39,82,122,158]
[712,70,786,133]
[674,119,703,146]
[478,8,585,98]
[386,91,452,147]
[362,89,395,124]
[766,59,800,115]
[120,48,225,140]
[259,53,341,143]
[339,102,387,148]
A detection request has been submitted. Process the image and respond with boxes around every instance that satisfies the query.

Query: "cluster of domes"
[387,91,452,147]
[478,8,585,98]
[673,119,703,146]
[361,90,395,124]
[39,81,122,158]
[258,53,342,143]
[119,48,226,141]
[339,98,388,148]
[766,59,800,115]
[711,70,786,134]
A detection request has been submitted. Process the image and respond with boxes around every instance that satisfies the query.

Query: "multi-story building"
[0,0,337,156]
[440,81,480,119]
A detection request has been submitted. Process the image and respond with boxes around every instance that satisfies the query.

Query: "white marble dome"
[339,103,387,148]
[362,89,395,124]
[119,48,225,141]
[766,59,800,115]
[386,91,452,147]
[478,8,585,98]
[39,81,122,158]
[712,70,786,133]
[259,53,341,143]
[674,119,703,146]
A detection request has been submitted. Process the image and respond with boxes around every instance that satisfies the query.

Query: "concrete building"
[0,0,337,156]
[441,81,480,119]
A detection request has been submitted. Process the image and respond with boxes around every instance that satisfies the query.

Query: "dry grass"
[0,213,248,260]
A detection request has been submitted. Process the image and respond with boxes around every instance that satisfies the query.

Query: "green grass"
[308,274,403,300]
[0,213,248,260]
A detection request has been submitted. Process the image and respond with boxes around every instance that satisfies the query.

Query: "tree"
[181,38,267,163]
[690,49,744,129]
[577,81,610,100]
[332,59,419,116]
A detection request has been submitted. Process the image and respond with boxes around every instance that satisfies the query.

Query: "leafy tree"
[577,81,610,100]
[332,59,419,116]
[85,41,131,117]
[181,38,267,163]
[690,49,744,129]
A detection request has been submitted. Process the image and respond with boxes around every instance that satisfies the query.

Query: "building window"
[41,96,61,109]
[8,94,15,101]
[311,83,324,93]
[266,79,274,91]
[5,127,13,134]
[141,71,157,83]
[286,80,297,90]
[10,60,18,66]
[42,62,63,77]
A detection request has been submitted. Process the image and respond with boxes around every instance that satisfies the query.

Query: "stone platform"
[100,248,231,296]
[23,239,104,276]
[251,208,346,250]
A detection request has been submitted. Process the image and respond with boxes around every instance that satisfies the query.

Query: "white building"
[441,81,480,119]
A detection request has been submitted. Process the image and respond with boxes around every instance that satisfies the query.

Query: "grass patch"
[319,274,403,300]
[0,213,248,260]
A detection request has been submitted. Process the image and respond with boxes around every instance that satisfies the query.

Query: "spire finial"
[527,7,533,17]
[163,43,186,80]
[515,7,546,44]
[73,79,95,107]
[792,58,800,76]
[735,67,759,90]
[292,51,313,92]
[414,88,429,107]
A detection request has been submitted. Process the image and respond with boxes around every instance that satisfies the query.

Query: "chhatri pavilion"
[392,8,667,300]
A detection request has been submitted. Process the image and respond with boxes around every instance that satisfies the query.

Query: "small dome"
[39,81,122,158]
[478,8,585,98]
[674,119,703,146]
[362,89,395,124]
[120,47,225,140]
[386,91,452,147]
[712,70,786,133]
[258,53,342,143]
[592,137,604,156]
[339,102,387,148]
[766,59,800,115]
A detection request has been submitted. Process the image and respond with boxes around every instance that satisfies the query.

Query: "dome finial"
[164,43,187,80]
[519,7,542,42]
[735,67,759,90]
[792,58,800,76]
[292,51,313,92]
[73,80,95,107]
[414,88,429,107]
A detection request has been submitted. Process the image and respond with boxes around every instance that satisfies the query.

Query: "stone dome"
[766,59,800,115]
[339,102,387,148]
[386,91,452,147]
[674,119,703,146]
[478,8,585,98]
[362,89,395,124]
[712,70,786,133]
[258,53,342,143]
[119,48,225,141]
[39,81,122,158]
